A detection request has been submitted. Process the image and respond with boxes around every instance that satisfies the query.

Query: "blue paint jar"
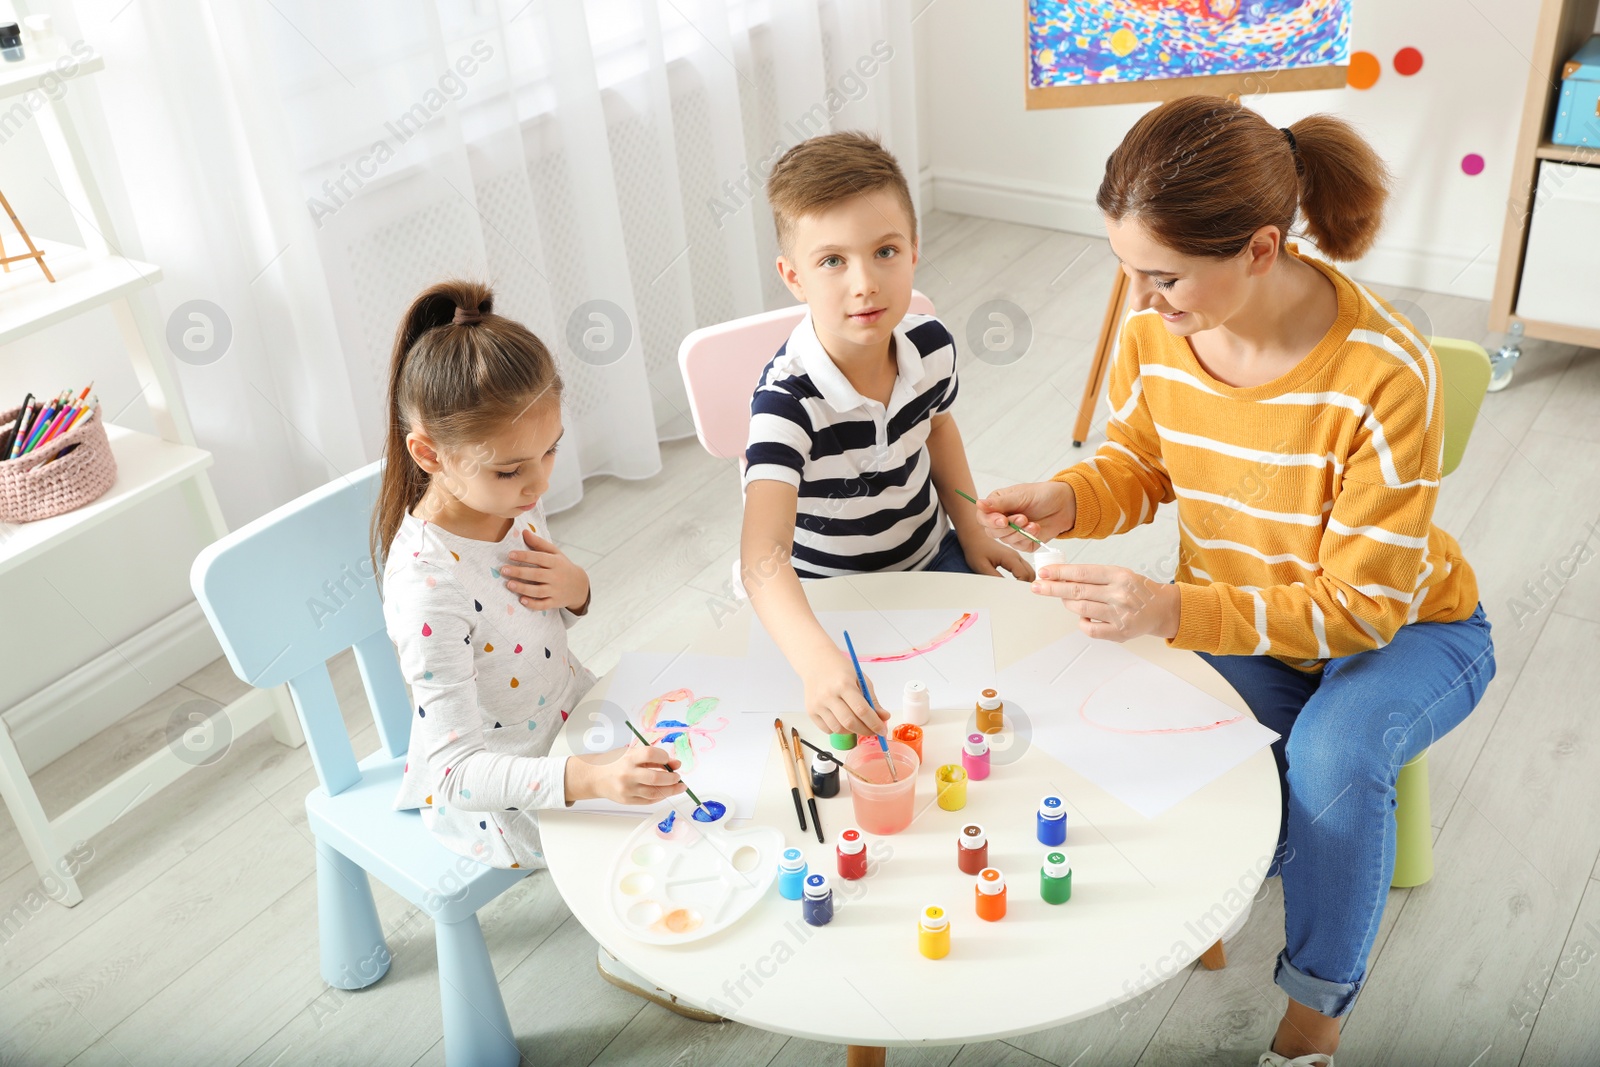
[1037,794,1067,846]
[778,847,807,900]
[802,872,833,927]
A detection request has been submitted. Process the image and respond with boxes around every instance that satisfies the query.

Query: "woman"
[979,96,1495,1066]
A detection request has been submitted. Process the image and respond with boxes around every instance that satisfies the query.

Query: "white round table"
[542,573,1280,1063]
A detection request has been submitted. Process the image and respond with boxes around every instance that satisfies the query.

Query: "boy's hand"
[504,529,591,614]
[566,744,686,805]
[977,481,1077,550]
[802,650,890,737]
[957,526,1036,581]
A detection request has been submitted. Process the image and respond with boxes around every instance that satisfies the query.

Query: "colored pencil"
[623,719,705,813]
[8,400,36,459]
[773,718,808,833]
[952,486,1044,545]
[842,630,896,782]
[2,392,32,458]
[793,727,823,843]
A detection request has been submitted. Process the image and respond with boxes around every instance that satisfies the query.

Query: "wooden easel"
[1073,265,1128,447]
[0,188,56,282]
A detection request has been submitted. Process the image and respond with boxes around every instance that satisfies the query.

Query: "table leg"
[1199,938,1227,970]
[846,1046,886,1067]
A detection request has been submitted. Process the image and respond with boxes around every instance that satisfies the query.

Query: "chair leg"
[316,839,390,989]
[1392,750,1435,888]
[436,913,520,1067]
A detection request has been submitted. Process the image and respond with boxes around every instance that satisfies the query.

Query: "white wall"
[913,0,1547,299]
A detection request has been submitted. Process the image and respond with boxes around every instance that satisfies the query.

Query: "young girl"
[979,98,1495,1066]
[373,280,713,1019]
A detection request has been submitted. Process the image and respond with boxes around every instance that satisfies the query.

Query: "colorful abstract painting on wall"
[1028,0,1351,89]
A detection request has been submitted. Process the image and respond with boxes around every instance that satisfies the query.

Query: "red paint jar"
[957,823,988,874]
[837,827,868,880]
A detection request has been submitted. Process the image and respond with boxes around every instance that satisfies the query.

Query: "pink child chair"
[676,290,937,460]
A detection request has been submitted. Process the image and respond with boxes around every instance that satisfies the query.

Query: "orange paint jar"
[891,723,923,763]
[975,867,1007,922]
[976,688,1004,734]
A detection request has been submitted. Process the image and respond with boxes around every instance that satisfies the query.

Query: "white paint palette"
[607,796,784,945]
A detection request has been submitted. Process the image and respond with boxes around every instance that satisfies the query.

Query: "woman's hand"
[565,744,686,805]
[505,529,591,614]
[976,481,1077,551]
[1032,563,1181,642]
[957,526,1035,581]
[801,649,889,737]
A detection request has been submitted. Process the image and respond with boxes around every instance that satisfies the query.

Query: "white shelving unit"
[0,35,304,906]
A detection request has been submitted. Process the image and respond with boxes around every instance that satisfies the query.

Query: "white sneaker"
[1258,1051,1332,1066]
[596,947,723,1023]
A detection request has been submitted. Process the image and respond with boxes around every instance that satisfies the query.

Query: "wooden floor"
[4,212,1598,1067]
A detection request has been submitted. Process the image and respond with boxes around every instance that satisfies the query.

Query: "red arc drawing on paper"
[859,612,979,663]
[1078,664,1246,735]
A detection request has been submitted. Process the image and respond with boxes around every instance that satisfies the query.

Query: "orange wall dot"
[1347,51,1379,90]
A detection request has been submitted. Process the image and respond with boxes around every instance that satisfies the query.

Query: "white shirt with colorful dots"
[384,506,596,870]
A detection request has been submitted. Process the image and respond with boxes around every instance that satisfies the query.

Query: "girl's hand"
[957,526,1036,581]
[566,744,686,805]
[505,529,591,614]
[1032,563,1181,642]
[801,650,889,737]
[977,482,1077,550]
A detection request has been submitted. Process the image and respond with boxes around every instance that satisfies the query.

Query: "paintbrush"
[952,486,1044,546]
[624,720,706,814]
[792,727,823,844]
[773,718,808,833]
[842,630,896,782]
[796,736,873,784]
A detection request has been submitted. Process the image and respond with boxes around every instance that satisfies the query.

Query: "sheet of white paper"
[569,652,778,820]
[997,634,1279,818]
[746,608,996,716]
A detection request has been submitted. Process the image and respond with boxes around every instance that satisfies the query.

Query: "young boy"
[741,131,1033,738]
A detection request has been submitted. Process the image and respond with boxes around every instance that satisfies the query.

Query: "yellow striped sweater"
[1052,250,1478,670]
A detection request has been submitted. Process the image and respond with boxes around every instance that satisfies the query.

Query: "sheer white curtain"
[59,0,919,520]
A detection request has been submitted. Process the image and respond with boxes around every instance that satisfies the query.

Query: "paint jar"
[957,823,987,875]
[1032,542,1067,573]
[803,872,834,927]
[1037,794,1067,846]
[962,733,991,781]
[935,764,968,811]
[810,753,840,798]
[830,732,858,751]
[778,847,808,901]
[975,867,1007,922]
[976,688,1004,734]
[837,827,868,880]
[901,680,930,725]
[917,905,950,960]
[845,740,919,835]
[0,23,22,62]
[1040,851,1072,905]
[891,723,923,763]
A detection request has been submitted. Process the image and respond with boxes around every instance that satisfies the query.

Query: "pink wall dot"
[1461,153,1485,176]
[1394,47,1423,75]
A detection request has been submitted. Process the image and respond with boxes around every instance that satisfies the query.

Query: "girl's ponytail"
[1286,114,1392,261]
[369,279,557,572]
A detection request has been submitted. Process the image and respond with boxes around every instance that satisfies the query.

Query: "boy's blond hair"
[765,132,917,257]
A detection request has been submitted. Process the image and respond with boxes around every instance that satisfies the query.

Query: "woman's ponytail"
[1287,114,1392,261]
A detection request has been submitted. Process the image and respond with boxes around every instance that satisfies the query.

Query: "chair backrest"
[191,460,412,798]
[677,290,937,459]
[1430,336,1492,478]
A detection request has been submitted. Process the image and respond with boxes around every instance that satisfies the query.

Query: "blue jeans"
[1197,603,1495,1018]
[921,528,974,573]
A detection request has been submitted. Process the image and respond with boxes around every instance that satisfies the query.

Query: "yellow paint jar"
[936,764,968,811]
[918,905,950,960]
[975,688,1004,734]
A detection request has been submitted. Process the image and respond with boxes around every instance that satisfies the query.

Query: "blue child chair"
[190,460,528,1067]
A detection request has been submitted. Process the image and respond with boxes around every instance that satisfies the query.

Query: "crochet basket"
[0,404,117,523]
